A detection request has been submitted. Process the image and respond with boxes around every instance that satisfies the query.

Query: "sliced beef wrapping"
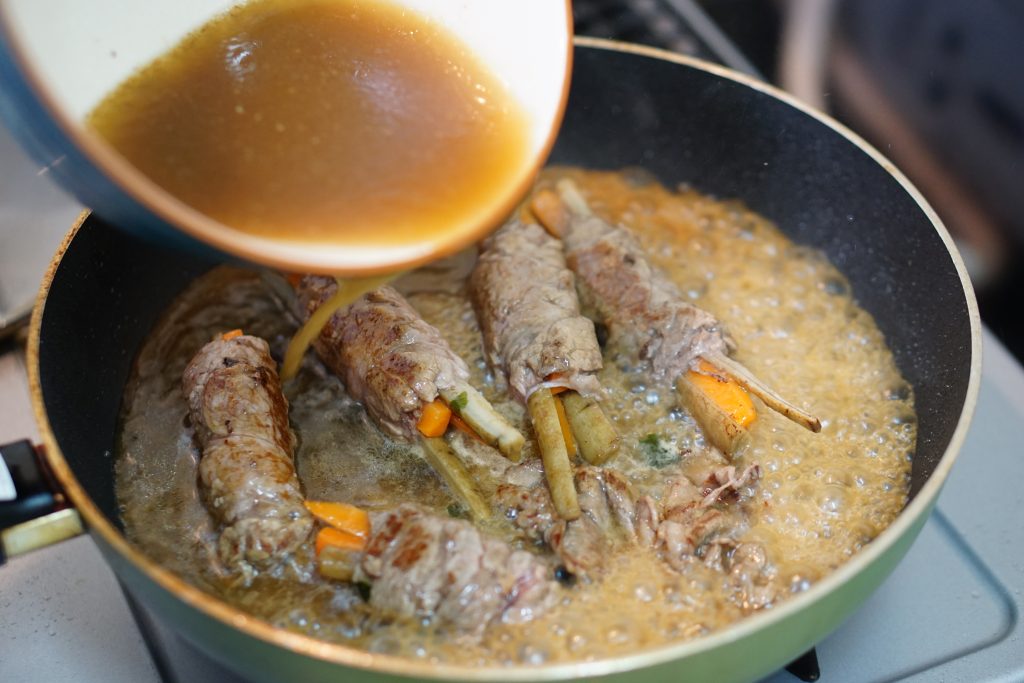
[497,463,777,608]
[470,219,603,404]
[654,466,777,609]
[559,208,733,382]
[355,505,556,635]
[182,334,313,572]
[496,466,642,580]
[295,278,470,439]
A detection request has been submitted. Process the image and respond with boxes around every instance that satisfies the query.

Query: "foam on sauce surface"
[89,0,529,250]
[116,169,914,664]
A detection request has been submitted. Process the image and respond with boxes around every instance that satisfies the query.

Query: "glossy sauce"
[280,274,395,380]
[116,169,914,665]
[88,0,529,249]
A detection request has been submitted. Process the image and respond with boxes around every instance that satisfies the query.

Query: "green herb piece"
[640,433,679,468]
[446,502,468,519]
[449,391,469,415]
[355,581,372,602]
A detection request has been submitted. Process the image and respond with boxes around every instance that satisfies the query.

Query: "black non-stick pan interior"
[550,46,972,495]
[36,45,971,530]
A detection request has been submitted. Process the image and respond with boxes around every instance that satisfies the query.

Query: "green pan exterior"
[92,494,934,683]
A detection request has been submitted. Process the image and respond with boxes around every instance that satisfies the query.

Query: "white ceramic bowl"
[0,0,572,274]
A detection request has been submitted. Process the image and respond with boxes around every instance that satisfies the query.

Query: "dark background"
[576,0,1024,363]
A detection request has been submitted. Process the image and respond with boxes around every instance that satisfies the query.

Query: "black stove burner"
[785,648,822,682]
[573,0,760,76]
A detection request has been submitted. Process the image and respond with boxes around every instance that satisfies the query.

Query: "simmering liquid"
[89,0,529,248]
[116,169,915,665]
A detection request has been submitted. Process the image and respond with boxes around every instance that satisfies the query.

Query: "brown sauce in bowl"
[115,169,914,665]
[88,0,529,250]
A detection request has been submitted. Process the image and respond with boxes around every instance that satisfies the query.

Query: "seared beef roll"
[470,219,603,403]
[296,280,469,439]
[183,333,313,573]
[552,192,732,382]
[355,505,556,635]
[295,277,524,459]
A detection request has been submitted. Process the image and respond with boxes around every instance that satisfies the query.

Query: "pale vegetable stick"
[527,388,581,520]
[420,436,492,521]
[560,391,620,465]
[317,545,359,581]
[554,178,591,217]
[440,384,525,461]
[704,352,821,433]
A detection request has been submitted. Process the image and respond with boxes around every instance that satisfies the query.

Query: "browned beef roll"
[295,278,471,440]
[356,505,556,634]
[469,219,603,404]
[183,334,313,573]
[557,206,733,382]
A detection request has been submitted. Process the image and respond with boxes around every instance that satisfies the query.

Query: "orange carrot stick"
[416,398,453,438]
[685,359,757,428]
[315,527,365,555]
[220,329,243,341]
[531,189,570,237]
[304,501,371,539]
[553,394,576,456]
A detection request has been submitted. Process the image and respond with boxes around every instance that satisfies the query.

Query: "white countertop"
[0,348,158,682]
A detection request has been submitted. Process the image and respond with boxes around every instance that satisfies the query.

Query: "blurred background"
[2,0,1023,363]
[576,0,1024,361]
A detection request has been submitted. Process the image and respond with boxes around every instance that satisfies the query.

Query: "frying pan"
[22,39,980,683]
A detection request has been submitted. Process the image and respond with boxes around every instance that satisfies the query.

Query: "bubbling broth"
[115,169,914,665]
[88,0,529,249]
